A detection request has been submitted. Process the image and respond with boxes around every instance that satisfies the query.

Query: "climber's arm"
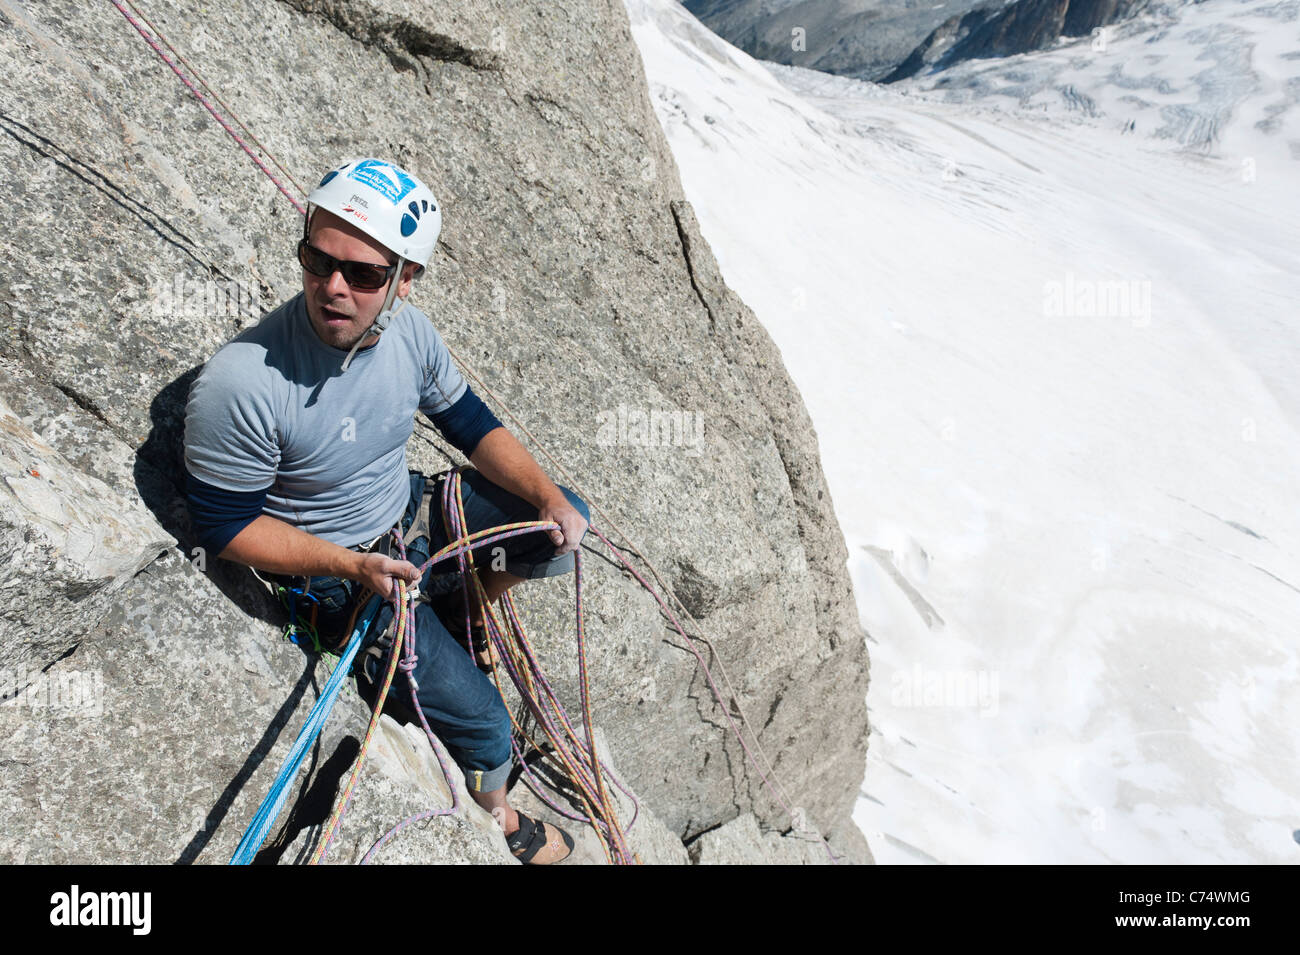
[468,429,587,555]
[185,471,418,597]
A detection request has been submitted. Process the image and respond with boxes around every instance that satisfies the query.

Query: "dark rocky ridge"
[683,0,1154,82]
[684,0,1004,81]
[0,0,871,863]
[883,0,1152,81]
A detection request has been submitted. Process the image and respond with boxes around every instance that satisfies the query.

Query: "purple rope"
[587,525,843,864]
[435,471,635,862]
[107,0,307,215]
[360,532,459,864]
[357,495,634,862]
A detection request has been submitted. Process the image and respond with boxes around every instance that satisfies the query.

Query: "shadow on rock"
[254,734,361,866]
[134,367,284,627]
[175,654,326,864]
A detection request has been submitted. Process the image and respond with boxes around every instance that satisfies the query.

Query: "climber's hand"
[538,495,588,556]
[355,552,422,600]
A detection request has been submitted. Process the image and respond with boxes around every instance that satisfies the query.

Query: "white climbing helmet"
[303,158,442,371]
[305,157,441,270]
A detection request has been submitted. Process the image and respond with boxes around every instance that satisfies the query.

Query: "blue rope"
[229,593,385,865]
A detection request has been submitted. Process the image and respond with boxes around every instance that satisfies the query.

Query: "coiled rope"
[313,469,636,864]
[433,468,634,864]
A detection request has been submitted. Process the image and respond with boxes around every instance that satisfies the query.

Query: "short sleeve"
[415,318,468,415]
[183,346,281,492]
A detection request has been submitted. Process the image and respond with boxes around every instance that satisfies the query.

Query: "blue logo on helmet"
[346,159,417,205]
[401,199,429,237]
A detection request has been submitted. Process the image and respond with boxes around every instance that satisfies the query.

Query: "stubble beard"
[309,300,375,352]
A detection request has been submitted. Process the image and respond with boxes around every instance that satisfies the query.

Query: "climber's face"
[299,208,416,352]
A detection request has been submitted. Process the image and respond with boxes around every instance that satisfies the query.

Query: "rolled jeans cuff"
[506,545,579,580]
[465,756,513,793]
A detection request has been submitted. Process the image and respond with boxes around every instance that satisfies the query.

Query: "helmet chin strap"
[340,256,408,373]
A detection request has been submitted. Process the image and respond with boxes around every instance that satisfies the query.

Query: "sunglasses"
[297,239,397,291]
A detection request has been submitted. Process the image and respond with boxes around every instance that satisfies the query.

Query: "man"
[183,157,584,864]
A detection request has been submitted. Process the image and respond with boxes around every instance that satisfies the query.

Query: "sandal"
[506,812,574,865]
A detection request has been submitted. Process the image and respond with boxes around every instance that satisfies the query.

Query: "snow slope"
[628,0,1300,862]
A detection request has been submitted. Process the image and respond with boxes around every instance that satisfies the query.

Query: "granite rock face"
[689,811,829,865]
[0,388,174,679]
[0,0,870,863]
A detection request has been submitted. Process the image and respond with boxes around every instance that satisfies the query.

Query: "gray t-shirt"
[183,292,467,546]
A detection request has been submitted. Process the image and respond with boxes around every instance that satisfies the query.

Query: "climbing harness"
[275,583,323,654]
[112,0,847,865]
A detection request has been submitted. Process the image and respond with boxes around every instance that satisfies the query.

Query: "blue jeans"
[273,468,590,792]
